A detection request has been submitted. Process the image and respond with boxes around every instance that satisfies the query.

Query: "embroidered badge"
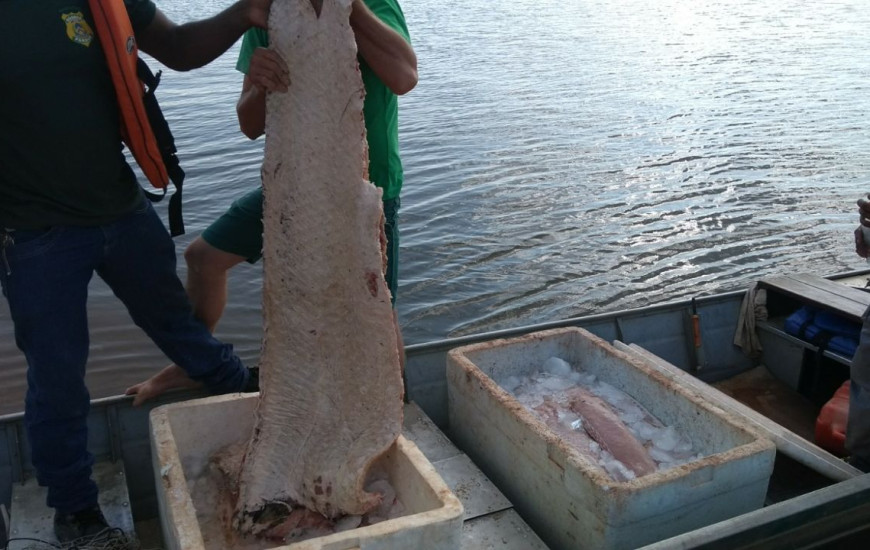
[62,12,94,47]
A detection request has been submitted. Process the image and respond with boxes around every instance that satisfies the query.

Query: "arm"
[237,48,289,139]
[136,0,272,71]
[350,0,418,95]
[855,196,870,258]
[235,0,417,139]
[237,75,268,140]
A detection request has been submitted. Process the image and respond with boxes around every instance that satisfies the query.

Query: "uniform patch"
[62,12,94,47]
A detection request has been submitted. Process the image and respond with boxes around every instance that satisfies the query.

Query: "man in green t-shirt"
[126,0,417,403]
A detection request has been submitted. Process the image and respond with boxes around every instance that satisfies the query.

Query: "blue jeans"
[0,201,250,514]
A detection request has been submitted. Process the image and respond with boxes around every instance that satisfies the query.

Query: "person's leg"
[126,188,265,404]
[382,197,400,306]
[185,237,247,332]
[382,197,407,387]
[0,226,101,515]
[125,238,246,404]
[847,307,870,471]
[97,201,250,394]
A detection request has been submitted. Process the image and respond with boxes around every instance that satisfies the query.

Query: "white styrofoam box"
[151,393,463,550]
[446,327,776,550]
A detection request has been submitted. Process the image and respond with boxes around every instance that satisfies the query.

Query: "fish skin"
[235,0,403,531]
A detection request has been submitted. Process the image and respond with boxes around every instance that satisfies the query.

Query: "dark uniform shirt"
[0,0,157,229]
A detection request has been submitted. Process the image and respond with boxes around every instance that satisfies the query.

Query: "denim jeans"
[0,201,249,513]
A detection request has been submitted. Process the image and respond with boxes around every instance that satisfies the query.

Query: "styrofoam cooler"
[150,393,463,550]
[446,327,776,550]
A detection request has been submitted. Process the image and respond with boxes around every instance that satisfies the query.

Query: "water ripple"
[2,0,870,413]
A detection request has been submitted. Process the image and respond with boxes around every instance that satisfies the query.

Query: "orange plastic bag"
[815,380,850,456]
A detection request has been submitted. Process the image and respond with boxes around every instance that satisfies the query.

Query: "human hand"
[855,195,870,258]
[249,47,290,93]
[244,0,273,29]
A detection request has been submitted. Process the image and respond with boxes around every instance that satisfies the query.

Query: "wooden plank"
[758,275,870,322]
[762,274,870,303]
[612,341,863,481]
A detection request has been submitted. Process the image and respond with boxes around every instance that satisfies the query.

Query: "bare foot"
[125,364,203,406]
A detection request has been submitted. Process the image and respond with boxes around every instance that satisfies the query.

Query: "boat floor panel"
[403,401,463,463]
[461,509,550,550]
[712,365,820,443]
[764,453,836,506]
[404,402,548,547]
[430,453,513,520]
[8,460,136,548]
[133,517,162,550]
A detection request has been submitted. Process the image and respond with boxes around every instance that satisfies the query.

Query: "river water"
[2,0,869,415]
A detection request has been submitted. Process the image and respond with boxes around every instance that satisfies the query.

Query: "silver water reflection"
[1,0,869,414]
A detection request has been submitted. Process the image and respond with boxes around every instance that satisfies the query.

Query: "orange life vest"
[88,0,186,236]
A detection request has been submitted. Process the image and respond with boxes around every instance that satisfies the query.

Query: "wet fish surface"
[235,0,404,531]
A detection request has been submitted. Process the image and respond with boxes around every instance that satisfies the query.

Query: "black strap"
[137,58,185,237]
[797,308,834,353]
[810,331,834,354]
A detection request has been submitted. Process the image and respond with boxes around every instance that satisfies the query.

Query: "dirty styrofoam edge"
[151,391,254,415]
[150,409,206,550]
[395,435,465,522]
[151,396,464,550]
[447,327,777,489]
[152,396,464,524]
[451,361,773,499]
[448,324,779,447]
[447,352,615,486]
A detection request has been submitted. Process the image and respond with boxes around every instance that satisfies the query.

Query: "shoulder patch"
[62,12,94,47]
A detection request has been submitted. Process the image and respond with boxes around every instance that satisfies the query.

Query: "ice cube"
[542,357,573,377]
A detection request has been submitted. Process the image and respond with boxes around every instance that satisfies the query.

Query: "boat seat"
[754,274,868,401]
[757,274,870,324]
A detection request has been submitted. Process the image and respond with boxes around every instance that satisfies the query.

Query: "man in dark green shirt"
[125,0,418,404]
[0,0,272,542]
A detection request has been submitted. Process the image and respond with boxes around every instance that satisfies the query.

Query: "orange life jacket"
[88,0,186,236]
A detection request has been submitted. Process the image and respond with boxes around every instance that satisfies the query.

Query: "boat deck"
[402,402,549,549]
[713,365,819,444]
[5,270,870,549]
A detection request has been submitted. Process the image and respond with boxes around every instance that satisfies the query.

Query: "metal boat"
[3,269,870,549]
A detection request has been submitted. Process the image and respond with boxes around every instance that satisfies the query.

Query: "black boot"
[53,504,114,544]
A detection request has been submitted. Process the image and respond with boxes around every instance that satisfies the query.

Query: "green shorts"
[202,187,401,303]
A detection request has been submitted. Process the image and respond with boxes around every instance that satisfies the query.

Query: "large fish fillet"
[235,0,404,530]
[567,387,657,478]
